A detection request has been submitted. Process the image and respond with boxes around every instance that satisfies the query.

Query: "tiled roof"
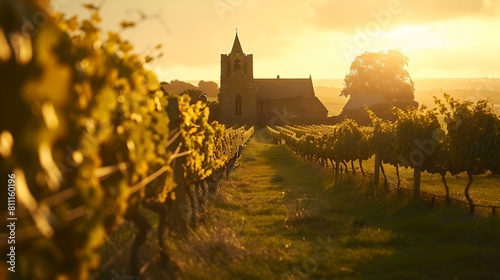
[260,96,328,114]
[254,78,315,99]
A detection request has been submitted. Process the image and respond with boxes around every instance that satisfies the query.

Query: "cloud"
[309,0,500,31]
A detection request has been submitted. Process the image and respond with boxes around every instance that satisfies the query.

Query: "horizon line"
[159,76,499,83]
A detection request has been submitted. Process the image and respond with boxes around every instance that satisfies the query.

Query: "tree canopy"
[198,80,219,97]
[341,50,415,101]
[161,79,197,94]
[160,80,219,97]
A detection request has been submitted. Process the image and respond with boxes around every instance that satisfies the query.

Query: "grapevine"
[0,1,254,278]
[268,97,499,212]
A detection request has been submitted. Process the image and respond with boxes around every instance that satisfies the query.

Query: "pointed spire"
[230,31,244,54]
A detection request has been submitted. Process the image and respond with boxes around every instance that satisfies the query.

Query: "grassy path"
[166,137,500,280]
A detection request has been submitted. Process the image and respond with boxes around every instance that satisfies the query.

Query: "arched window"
[235,94,242,116]
[234,59,241,72]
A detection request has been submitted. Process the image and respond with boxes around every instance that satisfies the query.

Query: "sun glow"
[380,25,444,51]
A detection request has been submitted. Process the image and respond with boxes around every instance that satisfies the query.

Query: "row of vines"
[267,95,500,213]
[0,1,253,279]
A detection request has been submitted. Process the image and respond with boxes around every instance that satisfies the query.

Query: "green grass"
[357,157,500,208]
[152,137,500,279]
[98,137,500,279]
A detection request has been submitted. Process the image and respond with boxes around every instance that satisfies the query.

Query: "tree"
[198,80,219,97]
[182,89,207,104]
[162,79,196,94]
[341,50,415,101]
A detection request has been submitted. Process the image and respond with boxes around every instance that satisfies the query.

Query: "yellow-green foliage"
[0,1,254,279]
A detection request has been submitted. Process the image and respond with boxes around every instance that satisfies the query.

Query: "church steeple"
[230,32,244,54]
[221,32,253,86]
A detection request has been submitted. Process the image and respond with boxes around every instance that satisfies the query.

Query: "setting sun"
[380,25,443,51]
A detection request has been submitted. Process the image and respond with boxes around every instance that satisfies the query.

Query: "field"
[98,137,500,279]
[313,78,500,117]
[3,2,500,278]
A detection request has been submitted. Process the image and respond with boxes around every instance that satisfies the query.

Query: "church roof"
[254,78,315,99]
[309,96,329,112]
[260,96,329,114]
[230,33,244,54]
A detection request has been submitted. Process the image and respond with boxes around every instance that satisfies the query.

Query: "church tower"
[220,32,253,85]
[219,32,257,126]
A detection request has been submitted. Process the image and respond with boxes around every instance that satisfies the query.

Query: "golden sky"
[54,0,500,82]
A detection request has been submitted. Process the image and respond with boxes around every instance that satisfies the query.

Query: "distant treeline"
[160,80,219,97]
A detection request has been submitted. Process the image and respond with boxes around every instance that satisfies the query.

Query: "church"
[218,33,328,127]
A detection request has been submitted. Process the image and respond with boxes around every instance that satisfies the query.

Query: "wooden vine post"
[335,159,340,186]
[413,167,421,198]
[373,153,381,188]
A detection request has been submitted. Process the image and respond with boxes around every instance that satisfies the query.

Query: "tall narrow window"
[235,94,242,116]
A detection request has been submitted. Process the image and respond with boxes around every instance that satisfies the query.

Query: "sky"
[51,0,500,83]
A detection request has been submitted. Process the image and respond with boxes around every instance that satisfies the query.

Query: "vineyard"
[1,1,500,279]
[267,99,500,213]
[0,1,253,279]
